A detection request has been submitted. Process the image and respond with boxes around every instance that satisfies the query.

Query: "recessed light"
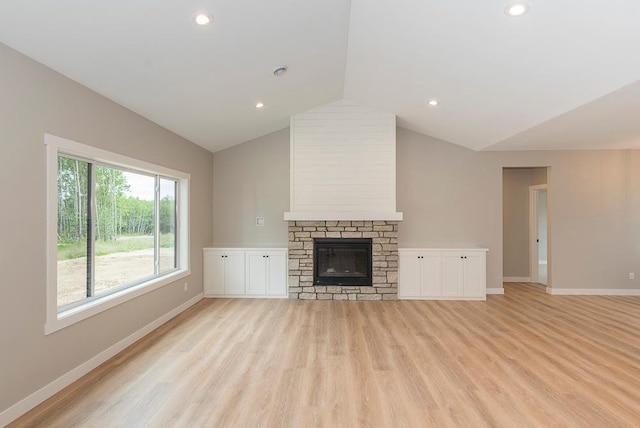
[194,12,212,26]
[428,99,439,107]
[273,66,288,77]
[505,3,528,16]
[255,102,265,109]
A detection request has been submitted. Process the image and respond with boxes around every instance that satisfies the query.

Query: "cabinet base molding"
[399,296,486,301]
[204,294,287,299]
[487,287,505,295]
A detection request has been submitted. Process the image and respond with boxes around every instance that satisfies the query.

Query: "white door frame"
[529,184,547,284]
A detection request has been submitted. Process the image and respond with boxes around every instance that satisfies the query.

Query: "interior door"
[536,190,548,285]
[530,185,548,285]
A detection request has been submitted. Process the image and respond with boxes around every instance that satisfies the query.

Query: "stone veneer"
[288,221,399,300]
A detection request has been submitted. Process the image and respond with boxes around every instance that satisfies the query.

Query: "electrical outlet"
[256,217,265,226]
[184,282,188,291]
[629,273,635,280]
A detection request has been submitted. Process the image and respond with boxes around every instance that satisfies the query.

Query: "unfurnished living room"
[1,1,640,427]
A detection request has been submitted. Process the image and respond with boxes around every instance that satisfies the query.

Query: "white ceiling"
[1,0,640,153]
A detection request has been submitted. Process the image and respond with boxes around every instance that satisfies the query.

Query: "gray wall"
[0,43,213,414]
[530,167,548,186]
[212,128,289,247]
[212,126,640,293]
[502,169,533,277]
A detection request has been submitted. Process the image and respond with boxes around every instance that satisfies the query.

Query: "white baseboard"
[487,287,505,295]
[547,288,640,296]
[503,277,531,283]
[0,293,203,427]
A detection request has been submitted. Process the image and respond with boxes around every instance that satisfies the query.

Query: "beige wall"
[0,43,213,414]
[503,169,533,277]
[212,126,640,294]
[212,128,289,247]
[530,167,548,186]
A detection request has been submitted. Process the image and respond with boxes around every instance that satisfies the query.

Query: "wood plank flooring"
[10,284,640,427]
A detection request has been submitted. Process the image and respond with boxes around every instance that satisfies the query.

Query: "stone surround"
[288,221,399,300]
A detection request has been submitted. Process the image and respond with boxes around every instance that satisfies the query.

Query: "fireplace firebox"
[313,238,373,286]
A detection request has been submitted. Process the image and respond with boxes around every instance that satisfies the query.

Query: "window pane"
[159,178,177,273]
[94,168,155,295]
[57,157,89,308]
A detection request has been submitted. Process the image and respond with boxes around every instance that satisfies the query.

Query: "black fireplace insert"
[313,238,373,286]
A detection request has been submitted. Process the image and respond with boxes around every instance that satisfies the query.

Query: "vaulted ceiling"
[1,1,639,153]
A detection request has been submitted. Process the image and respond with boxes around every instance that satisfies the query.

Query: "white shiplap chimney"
[284,100,403,221]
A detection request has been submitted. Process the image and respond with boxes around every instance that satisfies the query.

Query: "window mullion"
[174,182,179,268]
[154,176,160,276]
[87,163,97,298]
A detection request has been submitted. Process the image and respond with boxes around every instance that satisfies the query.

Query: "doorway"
[502,167,550,287]
[529,185,548,285]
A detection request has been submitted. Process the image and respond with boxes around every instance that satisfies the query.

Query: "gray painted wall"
[212,127,640,294]
[530,167,548,186]
[0,43,213,413]
[212,128,289,247]
[503,169,532,277]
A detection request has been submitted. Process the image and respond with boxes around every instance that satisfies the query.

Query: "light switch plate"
[256,217,265,226]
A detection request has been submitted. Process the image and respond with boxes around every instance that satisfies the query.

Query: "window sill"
[45,269,190,335]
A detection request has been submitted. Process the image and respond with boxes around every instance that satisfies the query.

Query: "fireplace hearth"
[314,238,372,286]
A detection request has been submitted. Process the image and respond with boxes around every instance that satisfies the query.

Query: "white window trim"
[45,134,190,335]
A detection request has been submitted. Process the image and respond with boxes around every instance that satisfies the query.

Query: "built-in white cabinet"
[398,250,442,298]
[399,249,487,300]
[204,249,245,296]
[245,250,288,296]
[203,248,288,298]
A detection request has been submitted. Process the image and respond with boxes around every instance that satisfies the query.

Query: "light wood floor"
[11,284,640,427]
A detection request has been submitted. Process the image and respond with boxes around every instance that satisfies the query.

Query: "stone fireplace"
[284,101,402,300]
[288,220,399,300]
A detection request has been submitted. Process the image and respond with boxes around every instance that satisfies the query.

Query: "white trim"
[400,248,489,252]
[0,293,203,427]
[45,134,191,179]
[284,211,403,221]
[46,270,190,334]
[44,133,191,334]
[546,288,640,296]
[487,287,505,295]
[503,276,531,283]
[203,247,288,252]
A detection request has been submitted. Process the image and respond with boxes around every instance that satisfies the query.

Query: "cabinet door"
[266,251,288,296]
[225,252,246,295]
[442,253,464,297]
[204,252,226,296]
[399,251,422,298]
[420,252,442,297]
[463,252,486,298]
[246,252,267,295]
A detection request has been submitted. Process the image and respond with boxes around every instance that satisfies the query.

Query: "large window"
[46,134,189,333]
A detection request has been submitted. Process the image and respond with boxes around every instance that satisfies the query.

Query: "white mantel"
[284,100,403,221]
[283,211,403,221]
